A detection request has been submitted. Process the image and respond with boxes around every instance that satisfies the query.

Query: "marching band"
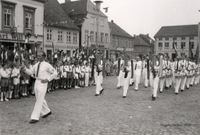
[0,44,200,103]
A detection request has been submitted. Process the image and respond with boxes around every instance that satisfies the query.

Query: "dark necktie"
[177,61,179,70]
[36,62,41,77]
[135,63,137,70]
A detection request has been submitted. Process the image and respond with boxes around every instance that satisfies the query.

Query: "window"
[95,32,98,42]
[190,37,194,40]
[100,33,104,42]
[73,32,78,44]
[23,6,35,34]
[165,42,169,48]
[85,30,89,42]
[58,31,63,42]
[90,31,94,42]
[105,33,108,43]
[2,2,15,28]
[66,32,71,43]
[25,12,33,29]
[173,37,177,41]
[165,37,169,41]
[46,29,52,41]
[158,42,163,48]
[190,42,194,49]
[181,42,186,49]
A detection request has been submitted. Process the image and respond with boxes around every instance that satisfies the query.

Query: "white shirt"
[25,61,57,82]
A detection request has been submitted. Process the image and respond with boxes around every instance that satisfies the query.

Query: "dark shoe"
[95,94,99,96]
[29,119,39,124]
[181,89,184,92]
[175,92,178,95]
[42,111,52,118]
[117,86,121,89]
[159,91,163,93]
[152,95,156,101]
[99,89,104,95]
[122,96,126,98]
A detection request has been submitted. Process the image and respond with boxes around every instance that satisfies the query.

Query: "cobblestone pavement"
[1,76,200,135]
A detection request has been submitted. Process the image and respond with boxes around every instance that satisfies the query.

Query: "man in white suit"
[134,56,142,90]
[22,51,57,124]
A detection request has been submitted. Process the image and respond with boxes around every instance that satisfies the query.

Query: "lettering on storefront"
[0,32,24,41]
[0,32,9,39]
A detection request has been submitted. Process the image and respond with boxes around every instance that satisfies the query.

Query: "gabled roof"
[61,0,88,15]
[33,0,46,3]
[109,21,133,38]
[139,34,154,44]
[61,0,107,25]
[154,24,198,38]
[44,0,79,30]
[133,35,150,46]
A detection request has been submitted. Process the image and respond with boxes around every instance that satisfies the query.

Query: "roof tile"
[154,24,198,38]
[44,0,79,30]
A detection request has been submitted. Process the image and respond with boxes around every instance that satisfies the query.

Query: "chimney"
[94,0,103,11]
[111,20,114,23]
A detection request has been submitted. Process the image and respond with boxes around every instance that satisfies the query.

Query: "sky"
[58,0,200,38]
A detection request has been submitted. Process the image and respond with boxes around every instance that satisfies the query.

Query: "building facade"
[154,25,199,60]
[0,0,45,51]
[133,34,154,57]
[44,0,79,57]
[109,20,134,60]
[61,0,110,57]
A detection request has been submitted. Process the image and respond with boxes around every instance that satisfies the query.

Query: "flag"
[195,44,199,63]
[52,42,55,53]
[189,41,193,59]
[173,40,178,57]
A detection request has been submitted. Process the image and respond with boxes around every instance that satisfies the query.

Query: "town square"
[0,0,200,134]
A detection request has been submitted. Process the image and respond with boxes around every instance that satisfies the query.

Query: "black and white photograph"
[0,0,200,134]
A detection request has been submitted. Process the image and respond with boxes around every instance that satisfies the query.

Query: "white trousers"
[159,78,165,92]
[180,77,187,90]
[175,78,181,93]
[123,74,131,96]
[152,76,159,97]
[142,69,149,87]
[96,75,103,94]
[134,70,141,90]
[191,76,195,85]
[117,70,124,87]
[31,80,50,120]
[186,77,191,88]
[85,73,90,87]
